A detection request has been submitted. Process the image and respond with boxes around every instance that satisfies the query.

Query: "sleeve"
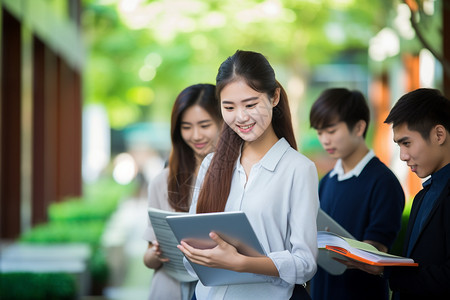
[388,188,450,296]
[268,160,319,284]
[142,169,169,242]
[364,167,405,248]
[183,257,199,279]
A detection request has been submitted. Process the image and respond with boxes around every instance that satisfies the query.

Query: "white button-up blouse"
[186,138,319,300]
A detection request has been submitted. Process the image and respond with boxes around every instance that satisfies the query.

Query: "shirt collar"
[329,150,375,181]
[235,138,290,172]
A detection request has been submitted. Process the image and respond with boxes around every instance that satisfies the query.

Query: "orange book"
[318,231,418,267]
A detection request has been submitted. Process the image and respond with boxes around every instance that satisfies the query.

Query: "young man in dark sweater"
[341,88,450,300]
[308,88,405,300]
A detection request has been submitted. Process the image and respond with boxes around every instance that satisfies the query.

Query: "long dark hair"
[196,50,297,213]
[168,84,221,211]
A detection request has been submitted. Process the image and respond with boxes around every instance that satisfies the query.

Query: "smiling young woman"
[178,50,319,300]
[143,83,222,300]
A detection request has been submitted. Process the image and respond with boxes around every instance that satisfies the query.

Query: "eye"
[246,103,257,109]
[181,125,191,130]
[327,129,336,134]
[201,124,212,129]
[223,106,234,111]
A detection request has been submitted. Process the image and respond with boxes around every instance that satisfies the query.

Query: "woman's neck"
[241,125,279,166]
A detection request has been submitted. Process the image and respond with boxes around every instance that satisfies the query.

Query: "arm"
[142,169,171,270]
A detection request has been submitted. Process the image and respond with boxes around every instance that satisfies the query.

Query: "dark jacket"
[389,178,450,299]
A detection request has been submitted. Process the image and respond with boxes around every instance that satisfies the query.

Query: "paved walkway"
[101,197,153,300]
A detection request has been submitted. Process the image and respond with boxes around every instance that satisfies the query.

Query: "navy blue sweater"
[310,157,405,300]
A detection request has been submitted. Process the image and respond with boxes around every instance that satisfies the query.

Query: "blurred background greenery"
[82,0,388,128]
[79,0,443,182]
[0,0,445,298]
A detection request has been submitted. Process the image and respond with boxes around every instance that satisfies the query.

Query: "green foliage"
[390,198,414,256]
[0,273,77,300]
[47,178,135,222]
[16,177,135,295]
[19,221,104,246]
[81,0,396,129]
[83,177,136,202]
[48,198,116,222]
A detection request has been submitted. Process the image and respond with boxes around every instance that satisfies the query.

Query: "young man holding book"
[308,88,405,300]
[342,88,450,299]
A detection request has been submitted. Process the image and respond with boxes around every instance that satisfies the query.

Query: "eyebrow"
[181,119,212,125]
[221,96,260,105]
[394,136,409,144]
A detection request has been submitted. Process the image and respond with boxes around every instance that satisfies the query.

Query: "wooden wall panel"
[32,36,47,225]
[1,8,21,238]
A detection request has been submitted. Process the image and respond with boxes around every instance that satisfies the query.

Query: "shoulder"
[283,146,316,169]
[319,170,333,184]
[151,168,169,186]
[148,168,172,210]
[274,147,318,183]
[364,157,400,182]
[148,168,169,195]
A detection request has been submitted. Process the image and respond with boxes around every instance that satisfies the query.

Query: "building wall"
[0,0,83,239]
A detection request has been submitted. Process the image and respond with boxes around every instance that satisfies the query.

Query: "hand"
[177,232,243,271]
[152,240,170,263]
[143,240,169,269]
[334,257,384,276]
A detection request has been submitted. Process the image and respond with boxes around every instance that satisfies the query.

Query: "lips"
[325,148,336,154]
[409,165,417,172]
[237,123,255,133]
[194,143,207,149]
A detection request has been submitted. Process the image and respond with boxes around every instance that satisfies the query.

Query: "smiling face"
[180,104,220,159]
[220,80,278,143]
[393,123,446,178]
[316,121,364,160]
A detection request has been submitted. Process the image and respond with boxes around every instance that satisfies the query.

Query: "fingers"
[177,243,204,265]
[151,242,170,263]
[176,233,236,268]
[209,232,225,246]
[333,258,384,275]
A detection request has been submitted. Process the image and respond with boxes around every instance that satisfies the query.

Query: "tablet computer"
[166,211,269,286]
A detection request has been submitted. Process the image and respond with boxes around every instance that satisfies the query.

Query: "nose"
[399,148,409,162]
[192,126,203,141]
[318,133,330,146]
[236,108,250,123]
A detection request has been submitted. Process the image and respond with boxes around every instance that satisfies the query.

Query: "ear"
[354,120,367,137]
[434,125,447,145]
[272,88,280,107]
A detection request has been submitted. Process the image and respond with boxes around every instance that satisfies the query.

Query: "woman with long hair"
[143,83,222,300]
[178,50,319,299]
